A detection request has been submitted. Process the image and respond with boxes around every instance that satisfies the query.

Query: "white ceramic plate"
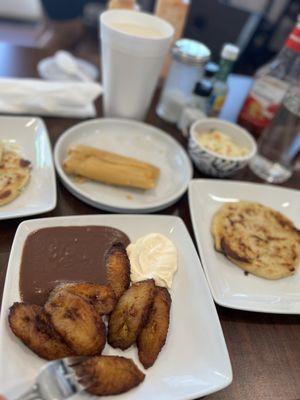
[54,119,192,213]
[0,116,56,220]
[0,215,232,399]
[189,179,300,314]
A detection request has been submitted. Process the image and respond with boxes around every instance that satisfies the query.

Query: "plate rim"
[0,116,57,220]
[0,214,232,398]
[188,178,300,314]
[53,118,193,213]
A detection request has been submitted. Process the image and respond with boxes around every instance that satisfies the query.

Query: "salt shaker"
[156,39,211,123]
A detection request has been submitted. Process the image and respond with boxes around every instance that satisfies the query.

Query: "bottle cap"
[193,79,213,97]
[221,43,240,61]
[172,39,211,66]
[204,62,220,78]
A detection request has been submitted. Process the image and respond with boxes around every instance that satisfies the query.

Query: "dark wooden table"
[0,42,299,400]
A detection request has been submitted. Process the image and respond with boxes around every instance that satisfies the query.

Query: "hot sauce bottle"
[238,17,300,138]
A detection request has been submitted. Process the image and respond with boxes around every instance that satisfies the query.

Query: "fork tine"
[64,368,98,394]
[61,364,94,393]
[77,377,100,393]
[62,358,95,386]
[46,356,101,396]
[64,356,88,367]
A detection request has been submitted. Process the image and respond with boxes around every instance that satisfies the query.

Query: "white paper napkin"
[0,78,103,118]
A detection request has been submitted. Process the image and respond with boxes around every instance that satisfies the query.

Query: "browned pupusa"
[211,201,300,279]
[0,150,31,206]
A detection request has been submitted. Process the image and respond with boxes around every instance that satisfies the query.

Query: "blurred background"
[0,0,299,74]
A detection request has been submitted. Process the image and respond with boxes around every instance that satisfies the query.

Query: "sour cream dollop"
[127,233,177,288]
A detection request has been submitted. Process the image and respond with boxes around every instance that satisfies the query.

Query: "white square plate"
[0,116,56,220]
[0,215,231,399]
[189,179,300,314]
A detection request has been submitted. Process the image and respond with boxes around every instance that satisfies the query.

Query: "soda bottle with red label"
[238,17,300,138]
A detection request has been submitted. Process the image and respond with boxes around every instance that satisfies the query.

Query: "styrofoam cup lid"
[100,10,174,57]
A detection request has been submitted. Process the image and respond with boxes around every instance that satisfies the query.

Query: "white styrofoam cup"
[100,10,174,120]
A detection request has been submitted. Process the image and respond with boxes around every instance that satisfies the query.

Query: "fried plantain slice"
[58,282,116,315]
[137,286,171,368]
[105,242,130,299]
[108,279,155,350]
[8,302,73,360]
[45,289,106,356]
[76,355,145,395]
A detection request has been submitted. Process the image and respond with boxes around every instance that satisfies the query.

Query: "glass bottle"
[238,17,300,138]
[208,44,239,117]
[189,80,213,113]
[249,57,300,183]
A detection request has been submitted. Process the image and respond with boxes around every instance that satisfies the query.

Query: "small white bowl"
[188,118,257,178]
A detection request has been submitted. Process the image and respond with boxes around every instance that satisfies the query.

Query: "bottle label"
[239,76,288,129]
[209,93,226,116]
[285,25,300,52]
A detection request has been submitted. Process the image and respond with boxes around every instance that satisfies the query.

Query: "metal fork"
[14,357,90,400]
